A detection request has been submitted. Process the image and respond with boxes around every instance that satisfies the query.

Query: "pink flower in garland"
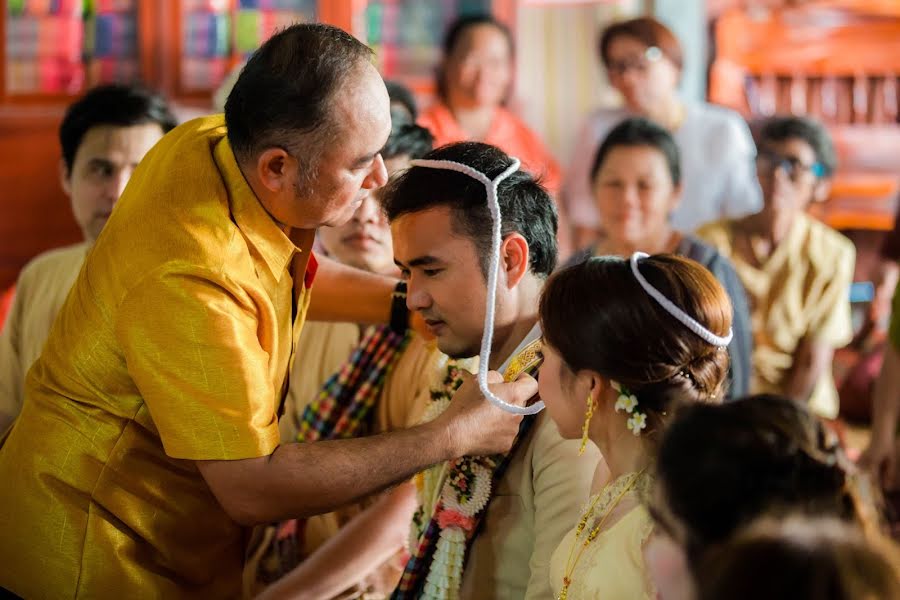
[437,508,475,531]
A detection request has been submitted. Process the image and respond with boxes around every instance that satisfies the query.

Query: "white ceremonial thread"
[409,157,544,415]
[629,252,733,347]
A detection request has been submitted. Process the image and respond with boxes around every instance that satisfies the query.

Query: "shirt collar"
[213,136,301,278]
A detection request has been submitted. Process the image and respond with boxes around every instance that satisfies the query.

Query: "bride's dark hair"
[539,253,733,436]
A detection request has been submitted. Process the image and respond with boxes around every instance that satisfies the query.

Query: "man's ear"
[500,232,530,289]
[59,158,72,198]
[812,177,831,203]
[254,147,294,194]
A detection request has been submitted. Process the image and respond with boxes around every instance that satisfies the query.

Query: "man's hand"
[433,370,537,457]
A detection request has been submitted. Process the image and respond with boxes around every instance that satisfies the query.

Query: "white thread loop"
[629,252,733,347]
[409,157,544,415]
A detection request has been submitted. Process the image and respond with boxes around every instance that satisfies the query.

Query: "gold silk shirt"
[0,115,315,599]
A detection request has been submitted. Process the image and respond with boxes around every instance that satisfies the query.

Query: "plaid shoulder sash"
[254,324,411,585]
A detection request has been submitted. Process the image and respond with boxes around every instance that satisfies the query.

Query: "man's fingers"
[484,370,504,384]
[489,374,538,407]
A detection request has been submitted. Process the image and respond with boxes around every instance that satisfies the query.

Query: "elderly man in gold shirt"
[0,24,532,599]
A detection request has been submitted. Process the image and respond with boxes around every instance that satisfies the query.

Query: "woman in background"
[419,14,569,254]
[567,117,752,399]
[564,16,760,248]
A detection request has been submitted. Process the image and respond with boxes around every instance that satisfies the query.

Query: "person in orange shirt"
[419,14,570,255]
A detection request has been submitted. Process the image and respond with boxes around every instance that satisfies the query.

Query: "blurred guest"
[418,14,569,253]
[646,395,880,600]
[566,117,752,399]
[385,80,418,126]
[420,15,560,194]
[564,16,760,248]
[0,84,177,432]
[696,517,900,600]
[698,116,854,419]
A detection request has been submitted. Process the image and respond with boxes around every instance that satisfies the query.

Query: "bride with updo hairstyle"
[531,253,734,599]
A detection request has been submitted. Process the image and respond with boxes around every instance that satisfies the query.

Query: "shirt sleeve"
[563,115,603,229]
[808,241,856,348]
[524,414,600,599]
[115,265,281,461]
[716,114,763,221]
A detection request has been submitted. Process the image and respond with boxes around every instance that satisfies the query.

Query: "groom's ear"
[500,233,530,289]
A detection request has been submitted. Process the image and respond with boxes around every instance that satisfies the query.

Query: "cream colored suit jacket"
[459,411,599,599]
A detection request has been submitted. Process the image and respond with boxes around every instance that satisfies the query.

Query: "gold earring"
[579,394,595,455]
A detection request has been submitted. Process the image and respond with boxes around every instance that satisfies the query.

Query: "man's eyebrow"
[394,256,440,269]
[87,157,114,168]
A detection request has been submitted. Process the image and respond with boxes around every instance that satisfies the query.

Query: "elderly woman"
[567,116,752,399]
[564,16,760,248]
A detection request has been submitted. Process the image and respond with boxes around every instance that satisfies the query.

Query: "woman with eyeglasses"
[697,116,855,420]
[564,17,761,249]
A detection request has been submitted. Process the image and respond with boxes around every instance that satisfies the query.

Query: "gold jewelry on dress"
[579,394,594,455]
[558,469,646,600]
[503,338,543,381]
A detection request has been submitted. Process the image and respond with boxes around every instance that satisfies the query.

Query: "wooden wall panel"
[0,109,82,290]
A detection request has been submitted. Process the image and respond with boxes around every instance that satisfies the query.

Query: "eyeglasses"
[755,150,825,181]
[606,46,663,77]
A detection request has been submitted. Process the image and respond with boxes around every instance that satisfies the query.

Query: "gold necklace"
[558,469,646,600]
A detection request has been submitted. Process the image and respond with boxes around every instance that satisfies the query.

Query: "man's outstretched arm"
[197,374,536,525]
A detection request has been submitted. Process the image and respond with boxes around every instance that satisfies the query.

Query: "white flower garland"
[409,356,482,600]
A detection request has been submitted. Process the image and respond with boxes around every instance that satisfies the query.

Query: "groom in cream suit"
[385,142,599,598]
